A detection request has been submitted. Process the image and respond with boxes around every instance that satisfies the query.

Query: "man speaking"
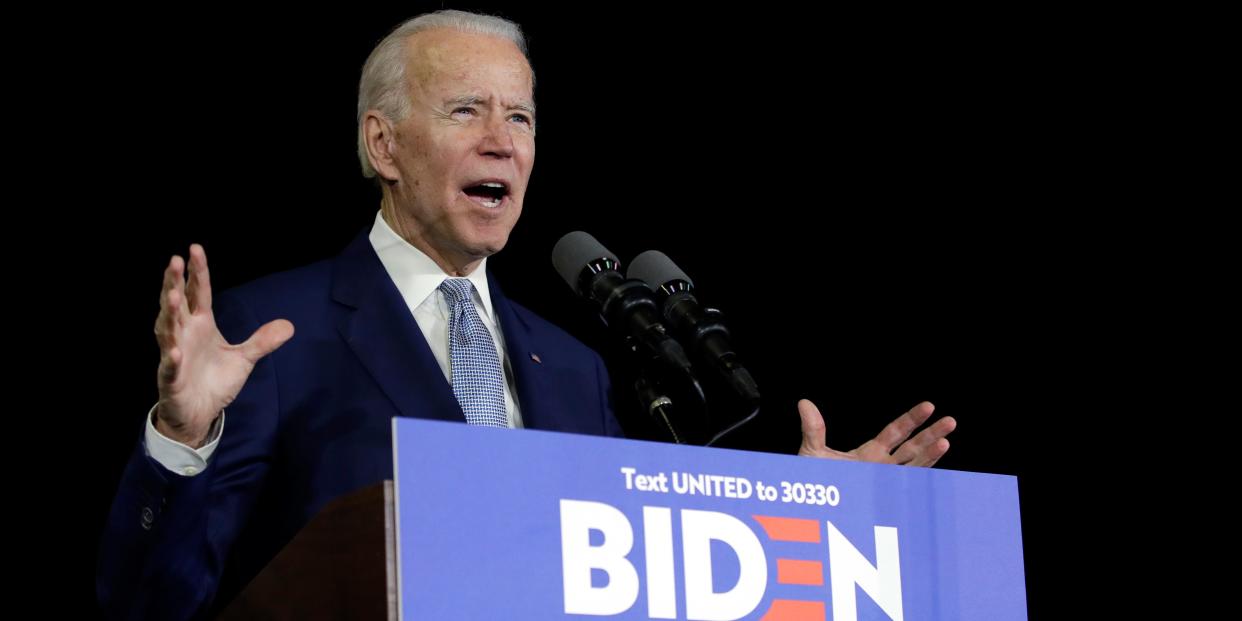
[98,10,955,620]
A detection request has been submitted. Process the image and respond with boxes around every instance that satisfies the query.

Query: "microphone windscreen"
[628,250,694,289]
[552,231,619,289]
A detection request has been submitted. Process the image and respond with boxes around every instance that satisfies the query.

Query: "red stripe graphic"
[761,599,826,620]
[753,515,821,543]
[776,558,824,586]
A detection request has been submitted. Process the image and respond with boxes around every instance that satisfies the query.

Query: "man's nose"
[478,116,515,158]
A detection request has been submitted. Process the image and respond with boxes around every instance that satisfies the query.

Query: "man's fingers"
[872,401,936,454]
[239,319,296,363]
[156,287,186,352]
[161,254,183,295]
[160,255,189,326]
[154,285,178,349]
[185,244,213,314]
[911,438,950,467]
[798,399,828,454]
[892,415,957,465]
[156,247,211,350]
[167,288,183,320]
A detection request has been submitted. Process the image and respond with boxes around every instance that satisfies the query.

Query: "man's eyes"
[450,107,533,128]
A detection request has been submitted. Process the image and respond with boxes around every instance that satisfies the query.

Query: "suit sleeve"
[97,291,282,620]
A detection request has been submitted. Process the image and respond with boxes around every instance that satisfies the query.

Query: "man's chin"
[459,235,509,261]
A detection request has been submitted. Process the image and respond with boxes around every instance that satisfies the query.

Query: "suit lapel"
[331,232,465,424]
[487,270,558,431]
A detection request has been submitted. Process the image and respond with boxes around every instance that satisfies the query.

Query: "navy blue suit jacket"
[98,232,623,620]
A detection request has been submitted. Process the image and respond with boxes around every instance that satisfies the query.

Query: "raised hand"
[797,400,956,467]
[153,244,294,447]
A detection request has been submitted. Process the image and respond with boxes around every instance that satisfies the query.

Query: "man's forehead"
[404,28,532,87]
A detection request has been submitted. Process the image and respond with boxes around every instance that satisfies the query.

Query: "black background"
[41,3,1178,617]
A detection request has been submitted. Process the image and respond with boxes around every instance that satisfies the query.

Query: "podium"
[222,419,1026,620]
[218,482,397,620]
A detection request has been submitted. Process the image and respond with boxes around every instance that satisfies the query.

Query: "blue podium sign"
[393,419,1025,620]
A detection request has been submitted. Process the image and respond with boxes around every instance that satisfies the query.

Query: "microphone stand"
[635,376,681,444]
[610,322,709,445]
[621,319,760,447]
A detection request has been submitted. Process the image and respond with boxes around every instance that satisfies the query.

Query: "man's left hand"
[797,400,956,467]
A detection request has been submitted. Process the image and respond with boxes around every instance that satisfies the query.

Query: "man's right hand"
[153,244,294,448]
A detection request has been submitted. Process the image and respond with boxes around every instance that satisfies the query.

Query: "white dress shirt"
[145,210,524,475]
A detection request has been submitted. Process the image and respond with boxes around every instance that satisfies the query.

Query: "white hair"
[356,10,529,178]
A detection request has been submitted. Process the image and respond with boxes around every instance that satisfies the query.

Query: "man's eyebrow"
[444,95,536,115]
[445,95,486,108]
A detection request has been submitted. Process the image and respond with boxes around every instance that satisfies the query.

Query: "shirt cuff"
[143,404,225,476]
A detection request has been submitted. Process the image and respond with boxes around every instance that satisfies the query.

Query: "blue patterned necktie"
[438,278,508,428]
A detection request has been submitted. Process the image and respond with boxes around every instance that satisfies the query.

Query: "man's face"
[385,28,536,269]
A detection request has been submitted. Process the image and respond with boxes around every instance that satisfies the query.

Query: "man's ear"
[363,111,400,181]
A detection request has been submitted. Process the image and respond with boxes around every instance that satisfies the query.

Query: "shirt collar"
[367,210,495,320]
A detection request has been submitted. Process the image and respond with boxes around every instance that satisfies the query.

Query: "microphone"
[627,250,760,406]
[552,232,695,378]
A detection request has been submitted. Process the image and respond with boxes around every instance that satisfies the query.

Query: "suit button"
[141,506,154,530]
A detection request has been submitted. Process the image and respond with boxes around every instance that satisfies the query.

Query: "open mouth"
[462,181,509,208]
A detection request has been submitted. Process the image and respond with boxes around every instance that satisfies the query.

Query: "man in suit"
[99,10,955,620]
